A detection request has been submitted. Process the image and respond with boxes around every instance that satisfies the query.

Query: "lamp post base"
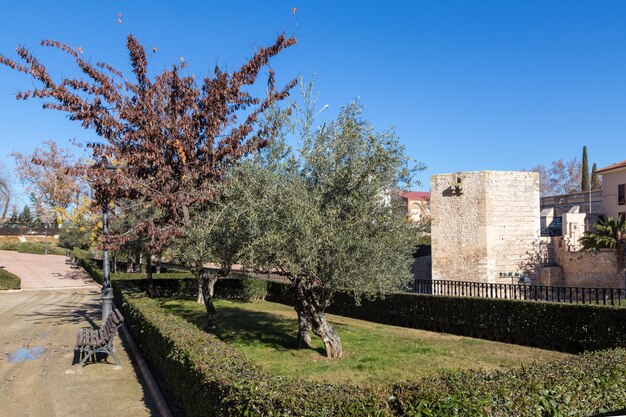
[101,289,115,322]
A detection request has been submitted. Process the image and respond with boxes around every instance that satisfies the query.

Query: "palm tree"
[579,213,626,274]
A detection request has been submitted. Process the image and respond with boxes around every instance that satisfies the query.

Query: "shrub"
[393,349,626,416]
[126,277,268,301]
[266,282,626,354]
[112,281,626,416]
[234,278,267,301]
[72,248,103,284]
[0,268,21,290]
[111,272,192,280]
[0,241,66,256]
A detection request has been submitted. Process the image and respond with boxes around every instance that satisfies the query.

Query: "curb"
[120,324,175,417]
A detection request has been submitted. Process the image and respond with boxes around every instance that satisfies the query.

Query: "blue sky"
[1,1,626,207]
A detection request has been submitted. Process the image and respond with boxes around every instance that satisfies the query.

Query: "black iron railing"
[410,279,626,306]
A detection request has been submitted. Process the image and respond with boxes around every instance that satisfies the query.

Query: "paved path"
[0,251,97,290]
[0,252,158,416]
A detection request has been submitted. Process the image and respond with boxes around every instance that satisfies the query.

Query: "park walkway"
[0,251,157,416]
[0,250,96,290]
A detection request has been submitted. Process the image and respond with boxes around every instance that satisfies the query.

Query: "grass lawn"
[0,268,21,290]
[158,297,570,386]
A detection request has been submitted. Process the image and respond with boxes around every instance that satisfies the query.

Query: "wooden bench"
[68,257,80,269]
[75,309,124,367]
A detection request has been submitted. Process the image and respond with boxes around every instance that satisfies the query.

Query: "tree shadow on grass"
[161,299,327,356]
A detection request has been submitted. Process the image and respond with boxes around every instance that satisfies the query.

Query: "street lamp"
[100,158,116,322]
[44,221,48,255]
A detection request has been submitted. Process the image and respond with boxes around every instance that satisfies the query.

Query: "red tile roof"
[596,160,626,174]
[400,191,430,200]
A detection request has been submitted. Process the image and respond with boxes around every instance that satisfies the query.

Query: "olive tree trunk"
[294,281,342,358]
[295,306,312,349]
[196,269,218,332]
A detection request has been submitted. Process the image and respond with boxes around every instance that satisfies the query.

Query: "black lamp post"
[100,158,115,322]
[44,221,48,255]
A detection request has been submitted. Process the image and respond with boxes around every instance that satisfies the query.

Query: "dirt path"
[0,287,157,416]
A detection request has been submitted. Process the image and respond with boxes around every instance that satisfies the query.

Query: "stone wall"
[556,244,624,288]
[431,171,540,283]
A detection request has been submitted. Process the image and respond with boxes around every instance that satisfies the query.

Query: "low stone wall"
[536,237,624,288]
[557,248,624,288]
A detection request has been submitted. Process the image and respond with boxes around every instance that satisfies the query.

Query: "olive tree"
[172,203,252,331]
[224,96,421,357]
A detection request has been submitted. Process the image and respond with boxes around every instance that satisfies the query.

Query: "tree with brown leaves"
[1,33,297,327]
[12,140,85,225]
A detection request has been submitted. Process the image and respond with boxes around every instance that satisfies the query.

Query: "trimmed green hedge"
[0,241,66,256]
[0,268,21,290]
[71,248,268,301]
[111,272,192,280]
[127,277,268,301]
[113,281,626,416]
[72,248,103,284]
[267,282,626,354]
[392,349,626,416]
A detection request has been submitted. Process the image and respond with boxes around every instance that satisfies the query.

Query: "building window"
[619,184,625,206]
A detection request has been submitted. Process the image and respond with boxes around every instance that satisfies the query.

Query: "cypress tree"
[582,146,589,192]
[591,163,601,191]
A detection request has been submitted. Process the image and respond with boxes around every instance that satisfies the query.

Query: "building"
[394,191,430,223]
[430,171,540,283]
[596,160,626,219]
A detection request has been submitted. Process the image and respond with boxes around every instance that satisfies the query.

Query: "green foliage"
[58,222,91,250]
[581,145,589,192]
[226,95,422,301]
[580,214,626,272]
[110,272,192,280]
[591,162,601,191]
[119,277,266,301]
[113,281,626,416]
[580,214,626,250]
[0,241,65,255]
[17,205,36,226]
[0,268,21,290]
[239,278,268,301]
[267,282,626,353]
[394,349,626,416]
[72,248,103,284]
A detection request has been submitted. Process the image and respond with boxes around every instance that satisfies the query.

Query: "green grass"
[158,297,570,386]
[0,268,21,290]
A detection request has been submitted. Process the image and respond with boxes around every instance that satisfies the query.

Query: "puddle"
[8,346,47,363]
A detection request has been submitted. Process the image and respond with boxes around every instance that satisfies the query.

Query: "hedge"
[266,282,626,354]
[111,271,192,280]
[0,268,21,290]
[71,249,267,301]
[127,277,267,301]
[0,241,66,256]
[112,281,626,416]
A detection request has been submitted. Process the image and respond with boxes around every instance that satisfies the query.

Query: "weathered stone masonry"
[431,171,540,283]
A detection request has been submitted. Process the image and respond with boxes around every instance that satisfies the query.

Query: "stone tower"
[430,171,540,283]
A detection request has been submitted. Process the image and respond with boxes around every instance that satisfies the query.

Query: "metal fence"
[410,279,626,306]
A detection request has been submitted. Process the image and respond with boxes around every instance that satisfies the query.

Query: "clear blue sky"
[1,1,626,207]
